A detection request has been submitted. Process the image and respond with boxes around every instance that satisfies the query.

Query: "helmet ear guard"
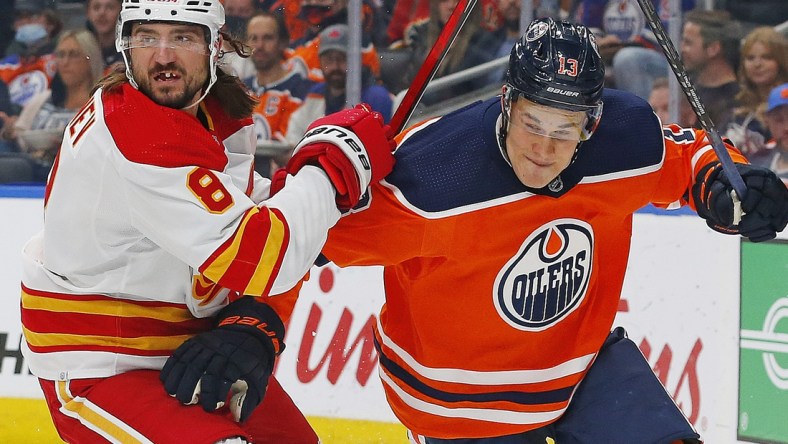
[579,101,602,142]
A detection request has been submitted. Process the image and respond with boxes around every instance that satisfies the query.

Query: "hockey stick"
[389,0,478,134]
[635,0,747,212]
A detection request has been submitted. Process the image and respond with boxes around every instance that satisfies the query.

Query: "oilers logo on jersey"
[494,219,593,331]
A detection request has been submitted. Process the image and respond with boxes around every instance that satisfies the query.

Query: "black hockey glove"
[692,162,788,242]
[160,296,285,422]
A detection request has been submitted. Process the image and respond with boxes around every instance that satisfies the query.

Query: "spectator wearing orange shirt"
[242,12,314,176]
[286,0,383,82]
[0,0,60,108]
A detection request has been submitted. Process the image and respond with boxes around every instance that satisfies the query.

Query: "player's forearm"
[263,166,341,293]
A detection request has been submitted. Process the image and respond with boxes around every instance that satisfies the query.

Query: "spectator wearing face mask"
[0,29,104,181]
[0,0,61,109]
[4,0,61,59]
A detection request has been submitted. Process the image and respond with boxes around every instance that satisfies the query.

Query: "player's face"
[248,16,286,72]
[128,23,210,110]
[505,98,585,188]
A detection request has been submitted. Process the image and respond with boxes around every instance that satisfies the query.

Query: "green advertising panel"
[739,240,788,443]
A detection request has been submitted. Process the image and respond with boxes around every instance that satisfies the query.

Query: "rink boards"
[0,187,786,443]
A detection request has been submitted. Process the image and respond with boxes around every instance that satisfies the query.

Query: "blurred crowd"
[0,0,786,183]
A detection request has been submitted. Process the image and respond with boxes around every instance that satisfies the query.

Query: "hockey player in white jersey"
[19,0,394,443]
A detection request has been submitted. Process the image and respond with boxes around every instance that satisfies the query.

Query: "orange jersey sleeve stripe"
[200,207,290,296]
[373,322,587,437]
[380,371,564,437]
[375,337,579,405]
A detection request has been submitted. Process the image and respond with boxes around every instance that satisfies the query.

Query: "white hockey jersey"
[21,83,339,381]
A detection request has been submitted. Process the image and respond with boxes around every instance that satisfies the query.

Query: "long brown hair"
[92,30,257,120]
[426,0,482,77]
[735,27,788,117]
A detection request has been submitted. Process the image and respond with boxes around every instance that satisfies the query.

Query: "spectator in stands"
[583,0,694,100]
[0,79,17,153]
[5,0,61,58]
[221,0,261,79]
[1,30,103,181]
[225,0,259,39]
[0,0,60,109]
[724,27,788,159]
[293,0,387,47]
[386,0,429,46]
[680,9,741,132]
[243,11,313,176]
[286,24,393,145]
[86,0,123,68]
[647,77,697,127]
[483,0,523,85]
[754,83,788,182]
[393,0,492,102]
[287,0,383,82]
[267,0,310,44]
[720,0,788,30]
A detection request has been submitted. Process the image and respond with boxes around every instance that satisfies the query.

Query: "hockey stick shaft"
[635,0,747,201]
[389,0,478,134]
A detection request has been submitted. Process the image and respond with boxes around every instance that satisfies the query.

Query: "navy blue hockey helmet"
[502,18,605,142]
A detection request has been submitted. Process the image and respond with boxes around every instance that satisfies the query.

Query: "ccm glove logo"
[302,125,371,171]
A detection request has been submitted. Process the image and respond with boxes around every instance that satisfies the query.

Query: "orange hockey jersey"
[321,90,745,438]
[285,36,380,83]
[0,53,56,106]
[244,68,313,142]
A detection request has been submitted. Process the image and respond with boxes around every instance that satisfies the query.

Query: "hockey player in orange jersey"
[18,0,395,443]
[274,17,788,443]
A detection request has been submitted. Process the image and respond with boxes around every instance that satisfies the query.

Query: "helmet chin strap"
[175,62,217,111]
[181,81,213,111]
[495,113,514,169]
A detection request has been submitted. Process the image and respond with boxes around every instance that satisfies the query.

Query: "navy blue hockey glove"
[692,162,788,242]
[160,296,285,422]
